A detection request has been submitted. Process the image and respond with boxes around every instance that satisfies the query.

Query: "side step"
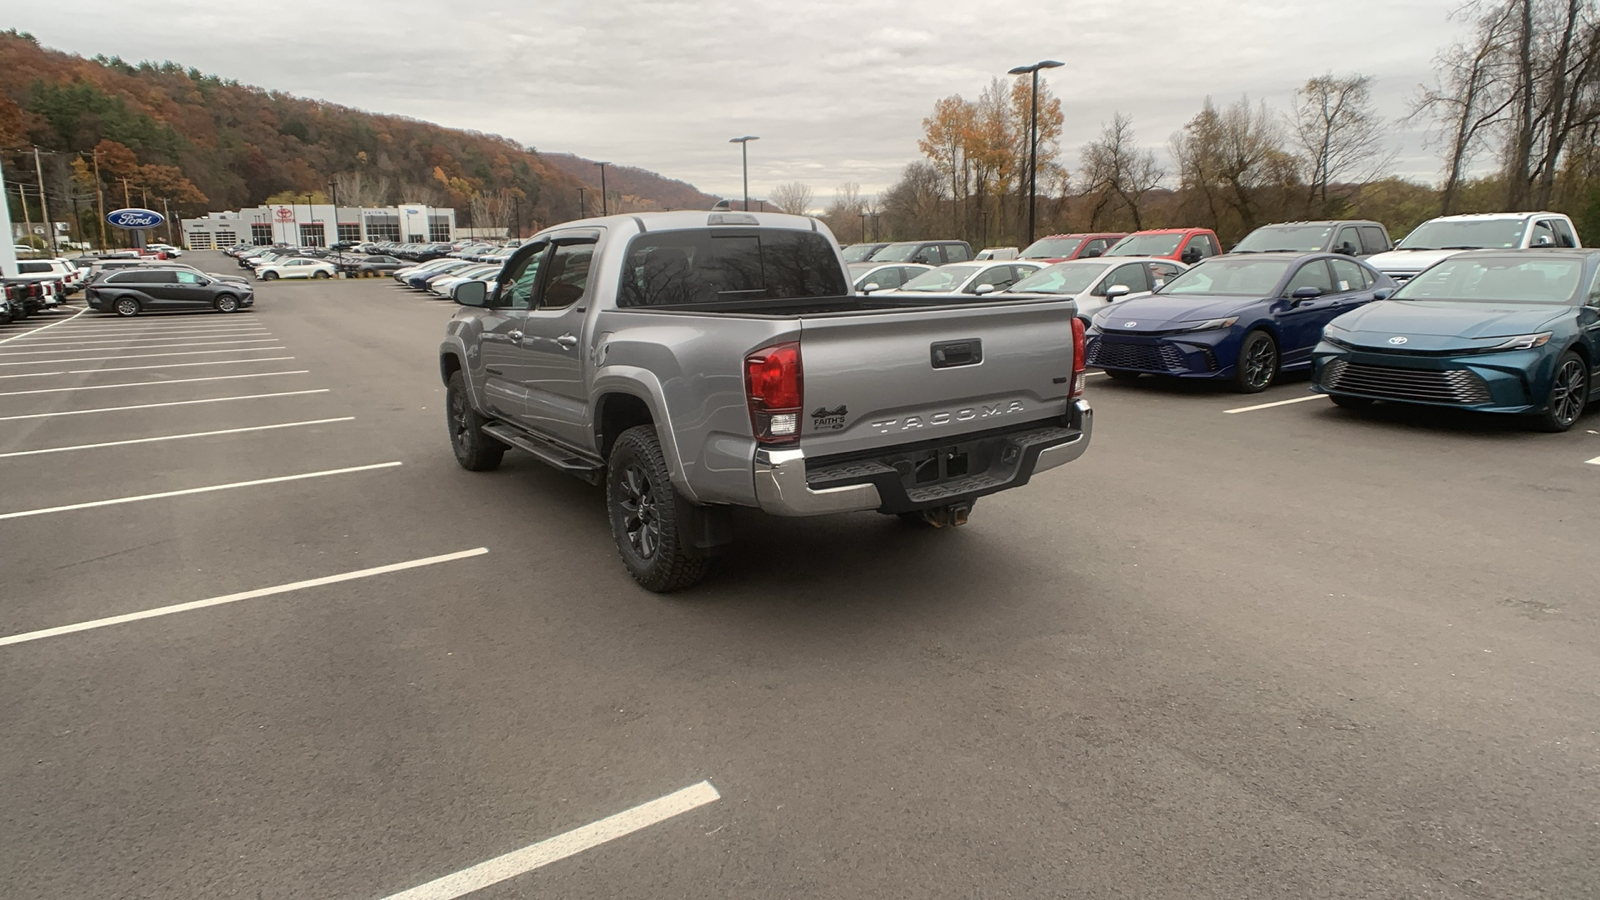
[481,423,605,484]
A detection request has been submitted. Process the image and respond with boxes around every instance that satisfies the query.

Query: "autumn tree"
[1291,74,1391,216]
[918,95,976,236]
[1080,113,1163,230]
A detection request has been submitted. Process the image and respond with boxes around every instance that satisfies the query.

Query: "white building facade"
[181,204,457,250]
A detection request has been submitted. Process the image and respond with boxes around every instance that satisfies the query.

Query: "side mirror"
[973,283,997,295]
[1291,286,1322,301]
[453,280,489,307]
[1534,236,1553,247]
[1082,248,1102,258]
[1104,284,1132,301]
[1337,243,1357,255]
[861,282,881,294]
[1372,288,1393,301]
[1180,247,1202,264]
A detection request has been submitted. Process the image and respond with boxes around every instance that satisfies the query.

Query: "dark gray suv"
[86,268,255,316]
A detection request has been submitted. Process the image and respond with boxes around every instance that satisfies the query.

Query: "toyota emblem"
[1388,336,1409,345]
[1124,321,1137,327]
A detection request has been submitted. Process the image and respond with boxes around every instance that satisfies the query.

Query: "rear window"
[18,262,54,274]
[618,229,846,307]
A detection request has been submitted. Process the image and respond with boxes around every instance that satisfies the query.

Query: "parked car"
[256,257,337,280]
[841,242,891,263]
[1085,252,1394,392]
[976,247,1019,260]
[441,210,1093,591]
[427,265,499,295]
[14,259,86,295]
[890,260,1044,296]
[1005,257,1187,320]
[869,240,975,266]
[347,255,405,277]
[146,243,184,257]
[850,262,933,293]
[1233,221,1392,257]
[1364,212,1583,284]
[1019,232,1128,263]
[403,259,476,289]
[85,268,254,316]
[1104,228,1222,264]
[1313,249,1600,431]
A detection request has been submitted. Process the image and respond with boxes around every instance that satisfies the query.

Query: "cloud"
[10,0,1471,201]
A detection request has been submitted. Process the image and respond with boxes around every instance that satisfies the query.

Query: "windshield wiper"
[1437,245,1483,250]
[1398,246,1433,251]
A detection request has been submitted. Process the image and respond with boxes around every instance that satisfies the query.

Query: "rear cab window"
[618,228,847,307]
[1358,225,1390,254]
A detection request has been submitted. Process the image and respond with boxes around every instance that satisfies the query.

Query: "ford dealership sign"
[107,208,165,229]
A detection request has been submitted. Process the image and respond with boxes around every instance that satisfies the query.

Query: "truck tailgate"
[797,298,1075,457]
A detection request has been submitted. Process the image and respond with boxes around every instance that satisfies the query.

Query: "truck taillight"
[745,341,803,444]
[1069,317,1087,398]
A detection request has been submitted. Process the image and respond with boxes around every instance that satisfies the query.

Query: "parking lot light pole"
[595,162,610,215]
[1007,60,1063,248]
[729,136,759,211]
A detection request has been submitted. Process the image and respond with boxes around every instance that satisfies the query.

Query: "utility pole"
[33,148,57,257]
[17,183,35,250]
[120,178,131,208]
[161,197,172,246]
[92,150,107,250]
[1006,60,1062,247]
[596,162,610,215]
[728,136,759,211]
[577,186,585,217]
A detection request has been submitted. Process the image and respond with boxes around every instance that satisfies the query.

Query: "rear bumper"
[753,399,1092,516]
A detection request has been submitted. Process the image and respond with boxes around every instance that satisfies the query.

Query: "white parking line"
[0,347,288,367]
[1223,394,1327,414]
[0,338,279,357]
[0,460,400,522]
[0,389,329,421]
[0,546,483,647]
[73,357,296,375]
[0,370,308,397]
[380,781,721,900]
[35,324,267,337]
[0,416,355,458]
[6,330,270,347]
[0,307,89,345]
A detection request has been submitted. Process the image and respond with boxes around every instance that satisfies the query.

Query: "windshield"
[1010,262,1111,294]
[1020,237,1085,259]
[1397,219,1525,250]
[1392,257,1583,304]
[899,264,983,292]
[1158,258,1292,296]
[870,243,925,262]
[841,244,879,262]
[1107,233,1183,256]
[1234,225,1334,253]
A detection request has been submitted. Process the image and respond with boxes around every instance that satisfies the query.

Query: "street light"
[1007,59,1063,247]
[729,136,759,211]
[595,162,610,215]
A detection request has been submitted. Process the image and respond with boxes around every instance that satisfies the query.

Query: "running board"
[481,423,604,484]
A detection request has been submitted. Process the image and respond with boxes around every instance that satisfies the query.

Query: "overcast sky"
[12,0,1473,203]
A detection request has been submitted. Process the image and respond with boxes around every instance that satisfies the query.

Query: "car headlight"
[1178,316,1238,332]
[1476,332,1552,353]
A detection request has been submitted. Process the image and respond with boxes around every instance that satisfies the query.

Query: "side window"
[1106,263,1150,293]
[970,265,1016,292]
[1552,219,1578,248]
[498,244,547,310]
[867,268,901,289]
[944,244,971,263]
[1328,258,1368,293]
[176,271,203,284]
[1359,226,1390,254]
[537,242,595,309]
[1531,220,1558,247]
[1010,264,1041,283]
[912,246,942,265]
[1334,228,1361,254]
[1284,260,1335,295]
[1082,239,1108,257]
[1147,261,1182,288]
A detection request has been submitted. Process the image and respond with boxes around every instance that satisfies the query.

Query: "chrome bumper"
[753,447,883,516]
[1032,398,1092,475]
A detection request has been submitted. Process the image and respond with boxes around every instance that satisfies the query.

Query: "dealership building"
[180,203,457,250]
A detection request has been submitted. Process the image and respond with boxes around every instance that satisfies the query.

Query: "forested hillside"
[0,30,710,239]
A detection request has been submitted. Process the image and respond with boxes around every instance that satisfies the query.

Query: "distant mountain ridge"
[542,153,721,212]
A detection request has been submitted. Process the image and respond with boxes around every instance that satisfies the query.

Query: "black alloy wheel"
[1235,330,1278,393]
[114,297,140,317]
[215,295,239,313]
[617,464,661,561]
[605,425,711,592]
[1537,352,1588,432]
[445,371,505,470]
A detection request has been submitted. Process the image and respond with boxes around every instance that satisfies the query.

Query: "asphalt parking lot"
[3,251,1599,899]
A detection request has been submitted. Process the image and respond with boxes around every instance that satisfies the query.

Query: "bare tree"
[1080,113,1164,229]
[1291,74,1392,215]
[1410,5,1517,214]
[332,170,393,207]
[770,181,815,215]
[819,183,866,240]
[1171,96,1294,237]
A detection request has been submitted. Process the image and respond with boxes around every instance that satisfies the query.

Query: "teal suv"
[1312,250,1600,431]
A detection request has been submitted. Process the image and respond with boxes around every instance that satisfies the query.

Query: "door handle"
[555,334,578,350]
[508,330,523,343]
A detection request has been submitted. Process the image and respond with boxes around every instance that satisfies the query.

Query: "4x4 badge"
[811,405,847,430]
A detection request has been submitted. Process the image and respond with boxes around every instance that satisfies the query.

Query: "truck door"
[479,241,547,421]
[516,233,598,448]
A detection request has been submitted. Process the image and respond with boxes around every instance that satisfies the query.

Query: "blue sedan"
[1085,253,1394,392]
[1312,249,1600,431]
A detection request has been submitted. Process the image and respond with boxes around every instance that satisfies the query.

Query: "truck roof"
[1429,211,1568,221]
[546,210,823,234]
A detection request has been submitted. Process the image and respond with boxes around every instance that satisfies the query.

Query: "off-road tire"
[606,425,711,592]
[446,370,505,471]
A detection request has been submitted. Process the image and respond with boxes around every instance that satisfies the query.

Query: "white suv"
[1367,212,1583,282]
[255,257,337,280]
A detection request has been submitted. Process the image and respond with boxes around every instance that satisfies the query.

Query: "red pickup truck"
[1019,232,1128,263]
[1103,228,1222,265]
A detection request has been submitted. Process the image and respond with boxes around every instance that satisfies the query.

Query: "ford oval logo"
[1124,321,1137,327]
[106,208,165,229]
[1388,336,1409,345]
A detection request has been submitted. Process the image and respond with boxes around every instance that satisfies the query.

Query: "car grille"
[1088,340,1185,372]
[1321,359,1491,404]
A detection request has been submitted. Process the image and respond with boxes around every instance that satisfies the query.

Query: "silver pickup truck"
[440,211,1092,591]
